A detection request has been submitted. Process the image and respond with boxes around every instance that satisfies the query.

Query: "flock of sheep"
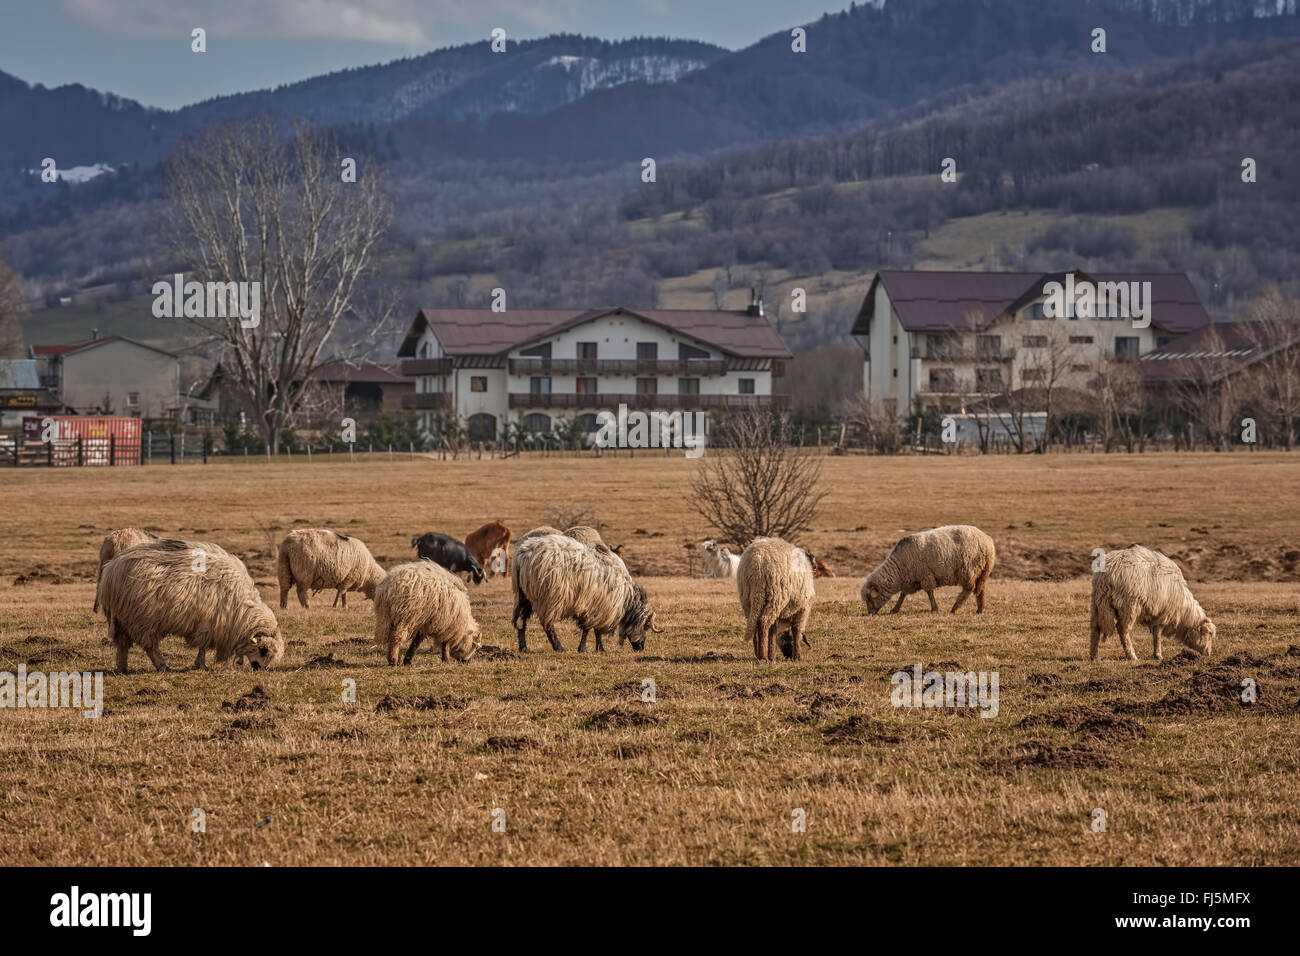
[89,520,1217,674]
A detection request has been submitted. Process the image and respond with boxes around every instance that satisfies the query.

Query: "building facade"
[30,336,182,420]
[851,271,1212,418]
[396,304,791,441]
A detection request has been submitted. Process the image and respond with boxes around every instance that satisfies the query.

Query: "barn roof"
[851,271,1211,335]
[1138,320,1300,384]
[399,307,792,359]
[30,336,178,359]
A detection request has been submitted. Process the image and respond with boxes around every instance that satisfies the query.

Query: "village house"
[29,335,185,420]
[396,299,791,442]
[196,360,414,425]
[850,270,1212,419]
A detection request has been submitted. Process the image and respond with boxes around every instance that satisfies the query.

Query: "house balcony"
[508,393,782,410]
[398,357,453,376]
[508,358,728,376]
[401,391,452,410]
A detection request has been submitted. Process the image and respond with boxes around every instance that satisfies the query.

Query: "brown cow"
[466,520,512,578]
[813,558,836,578]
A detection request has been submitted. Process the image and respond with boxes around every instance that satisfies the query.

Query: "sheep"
[94,528,161,612]
[411,532,485,584]
[98,539,284,673]
[700,539,741,578]
[519,525,564,542]
[860,525,995,615]
[374,560,482,666]
[1090,545,1215,662]
[511,533,659,654]
[277,529,385,609]
[564,525,604,547]
[737,537,816,661]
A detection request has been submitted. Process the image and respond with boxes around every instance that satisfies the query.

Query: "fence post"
[170,433,176,465]
[13,438,18,466]
[202,434,208,464]
[77,437,84,467]
[109,433,116,467]
[46,440,52,466]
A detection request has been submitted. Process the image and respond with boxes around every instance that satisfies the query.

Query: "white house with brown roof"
[396,302,791,441]
[851,270,1212,418]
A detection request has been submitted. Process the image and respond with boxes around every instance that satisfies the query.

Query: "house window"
[926,334,953,359]
[1115,337,1140,362]
[679,343,709,360]
[636,342,658,360]
[576,377,597,394]
[470,376,487,392]
[976,368,1002,390]
[636,378,658,395]
[418,341,432,358]
[738,378,755,394]
[523,413,552,433]
[1022,335,1048,348]
[577,342,598,359]
[929,369,956,391]
[530,376,551,395]
[679,378,700,395]
[127,392,140,407]
[520,343,552,358]
[1069,335,1094,345]
[1022,368,1045,383]
[976,335,1001,358]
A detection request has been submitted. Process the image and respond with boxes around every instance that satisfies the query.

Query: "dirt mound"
[585,706,662,729]
[485,735,540,751]
[221,686,269,712]
[717,681,791,699]
[1077,714,1148,743]
[1026,672,1062,688]
[987,739,1113,771]
[821,715,905,745]
[993,542,1083,582]
[798,691,853,717]
[302,653,350,669]
[374,694,470,714]
[475,645,517,661]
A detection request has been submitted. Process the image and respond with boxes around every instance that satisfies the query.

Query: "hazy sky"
[0,0,851,109]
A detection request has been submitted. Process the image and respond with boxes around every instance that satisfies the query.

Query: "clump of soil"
[222,686,269,712]
[813,674,863,686]
[1018,705,1108,731]
[475,645,517,661]
[485,735,540,751]
[987,739,1113,772]
[214,714,277,736]
[302,653,350,669]
[611,743,650,759]
[717,681,791,700]
[1077,714,1148,743]
[799,691,853,717]
[821,715,905,745]
[12,566,72,586]
[1026,672,1062,688]
[374,694,470,714]
[585,706,662,729]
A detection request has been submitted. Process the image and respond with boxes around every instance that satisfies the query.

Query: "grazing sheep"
[700,539,741,579]
[519,525,564,541]
[1090,545,1215,662]
[737,537,816,661]
[466,520,512,577]
[278,529,385,609]
[860,525,996,615]
[564,525,604,547]
[374,560,482,666]
[98,539,283,673]
[511,533,659,654]
[94,528,161,612]
[411,532,486,584]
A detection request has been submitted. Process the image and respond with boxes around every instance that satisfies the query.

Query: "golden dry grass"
[0,453,1297,865]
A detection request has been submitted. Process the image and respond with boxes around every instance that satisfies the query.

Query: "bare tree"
[691,408,826,546]
[1238,290,1300,449]
[1091,348,1147,452]
[163,117,394,454]
[841,393,904,453]
[0,251,25,360]
[1173,326,1239,450]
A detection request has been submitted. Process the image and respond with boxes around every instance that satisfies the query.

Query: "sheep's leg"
[441,643,450,663]
[790,609,809,660]
[766,622,780,661]
[110,619,130,674]
[542,624,565,653]
[331,590,341,608]
[515,610,530,653]
[387,626,409,666]
[1151,627,1163,661]
[950,588,972,613]
[341,592,347,609]
[595,631,606,653]
[578,629,590,653]
[279,587,289,610]
[975,586,986,614]
[401,632,425,666]
[296,585,310,609]
[925,589,938,612]
[890,591,907,614]
[144,642,170,672]
[1116,614,1139,662]
[192,647,208,670]
[1089,615,1103,662]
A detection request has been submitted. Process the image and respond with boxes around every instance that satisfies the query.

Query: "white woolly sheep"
[699,539,741,579]
[860,525,995,615]
[737,537,816,661]
[564,525,604,547]
[511,533,659,654]
[519,525,564,542]
[94,527,161,612]
[1091,545,1215,661]
[98,539,284,673]
[374,560,482,666]
[277,528,385,609]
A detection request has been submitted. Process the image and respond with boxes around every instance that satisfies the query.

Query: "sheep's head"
[860,578,887,615]
[700,539,718,557]
[467,562,485,585]
[241,628,284,670]
[618,587,661,652]
[452,624,483,662]
[1186,618,1215,656]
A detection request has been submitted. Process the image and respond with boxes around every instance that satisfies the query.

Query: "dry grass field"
[0,452,1297,866]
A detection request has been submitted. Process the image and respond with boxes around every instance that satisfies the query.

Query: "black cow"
[410,532,485,584]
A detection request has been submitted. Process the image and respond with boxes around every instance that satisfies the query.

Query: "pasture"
[0,453,1297,866]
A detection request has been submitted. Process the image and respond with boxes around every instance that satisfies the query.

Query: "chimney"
[746,288,764,318]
